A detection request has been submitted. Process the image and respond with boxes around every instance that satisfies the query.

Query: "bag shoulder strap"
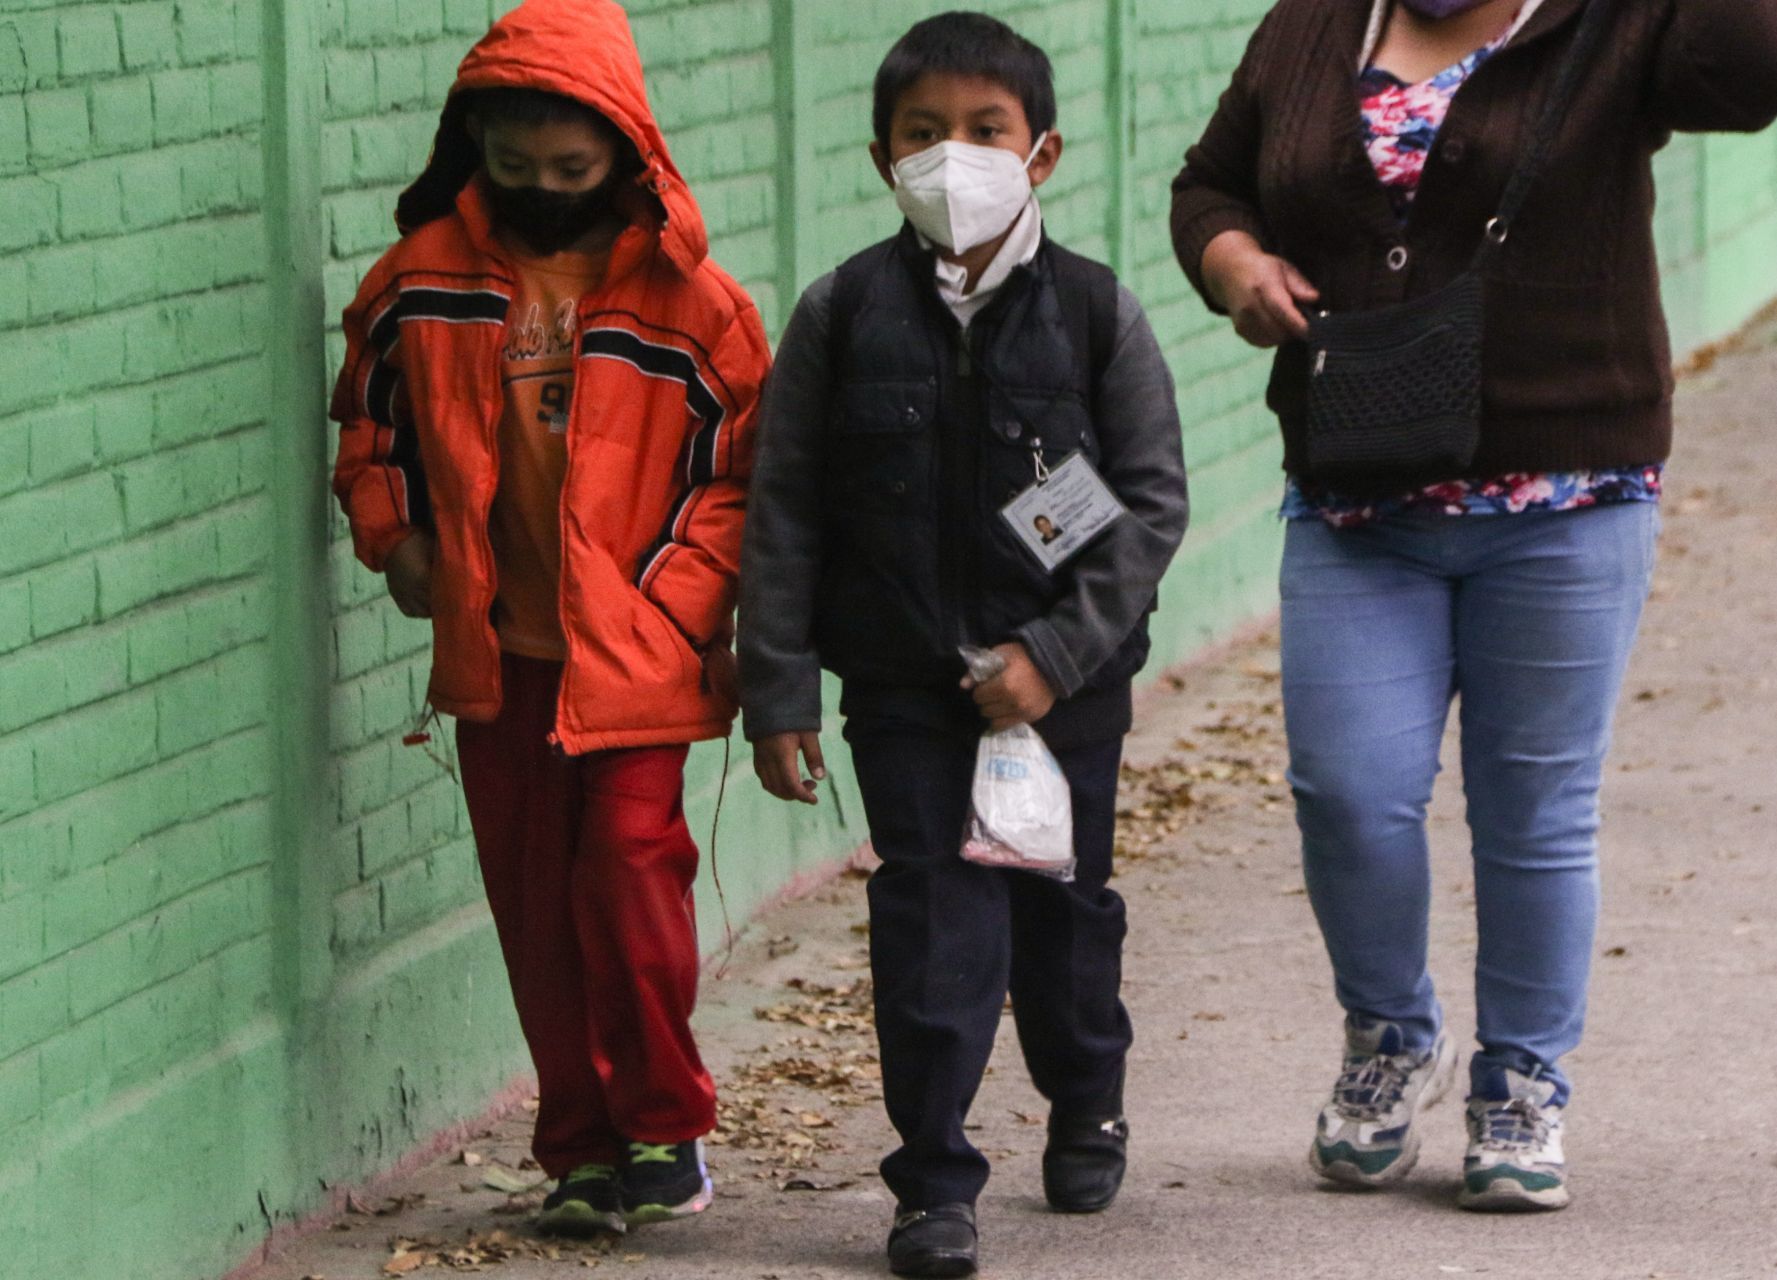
[825,240,896,380]
[1478,0,1617,265]
[1047,242,1120,413]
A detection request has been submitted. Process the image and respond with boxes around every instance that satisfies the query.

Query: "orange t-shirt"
[489,240,608,660]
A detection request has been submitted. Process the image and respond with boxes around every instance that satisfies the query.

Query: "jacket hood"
[395,0,707,278]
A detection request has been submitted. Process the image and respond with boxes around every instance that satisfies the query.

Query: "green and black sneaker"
[538,1162,626,1237]
[621,1139,713,1226]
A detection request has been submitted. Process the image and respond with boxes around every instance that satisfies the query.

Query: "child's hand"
[702,644,740,703]
[754,732,827,805]
[385,531,435,619]
[961,642,1057,730]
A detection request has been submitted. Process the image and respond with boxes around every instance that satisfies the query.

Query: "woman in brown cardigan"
[1172,0,1777,1211]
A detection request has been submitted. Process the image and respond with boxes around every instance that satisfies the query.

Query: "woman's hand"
[384,530,435,618]
[1201,230,1320,349]
[754,731,827,805]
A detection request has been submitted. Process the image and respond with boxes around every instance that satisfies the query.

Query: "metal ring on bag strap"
[1471,0,1615,271]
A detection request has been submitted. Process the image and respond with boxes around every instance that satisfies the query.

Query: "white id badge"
[998,451,1127,573]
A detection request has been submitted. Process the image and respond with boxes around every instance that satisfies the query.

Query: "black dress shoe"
[1043,1111,1130,1213]
[886,1202,978,1278]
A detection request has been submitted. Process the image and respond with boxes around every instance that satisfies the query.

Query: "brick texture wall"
[0,0,281,1273]
[2,2,1773,1276]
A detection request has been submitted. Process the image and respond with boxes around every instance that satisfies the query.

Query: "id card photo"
[998,452,1127,573]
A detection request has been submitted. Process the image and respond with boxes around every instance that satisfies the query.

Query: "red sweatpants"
[456,653,716,1177]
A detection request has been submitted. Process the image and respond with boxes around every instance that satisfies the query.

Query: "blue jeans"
[1280,504,1658,1105]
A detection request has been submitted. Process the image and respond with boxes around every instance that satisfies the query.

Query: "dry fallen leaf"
[457,1149,485,1167]
[482,1164,544,1194]
[363,1193,425,1218]
[383,1253,425,1276]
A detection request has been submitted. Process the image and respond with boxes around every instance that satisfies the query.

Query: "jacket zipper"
[940,325,977,652]
[478,387,507,725]
[547,317,583,754]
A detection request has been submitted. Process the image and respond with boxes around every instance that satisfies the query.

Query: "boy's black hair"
[464,86,621,138]
[872,12,1057,152]
[396,87,643,234]
[463,86,645,182]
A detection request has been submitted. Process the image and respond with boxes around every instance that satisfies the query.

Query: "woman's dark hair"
[872,12,1057,152]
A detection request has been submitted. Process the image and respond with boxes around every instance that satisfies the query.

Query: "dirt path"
[247,322,1777,1280]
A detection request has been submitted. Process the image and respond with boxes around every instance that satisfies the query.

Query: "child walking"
[739,14,1189,1277]
[330,0,768,1238]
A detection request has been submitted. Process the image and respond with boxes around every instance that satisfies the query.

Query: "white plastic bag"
[958,646,1076,881]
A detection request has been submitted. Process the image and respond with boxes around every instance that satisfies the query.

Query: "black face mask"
[484,177,621,255]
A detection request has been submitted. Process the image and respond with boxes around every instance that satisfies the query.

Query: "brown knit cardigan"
[1170,0,1777,482]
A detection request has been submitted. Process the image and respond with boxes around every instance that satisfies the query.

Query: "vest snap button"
[1441,138,1467,164]
[1387,245,1410,272]
[903,406,921,425]
[891,480,907,495]
[1006,421,1022,440]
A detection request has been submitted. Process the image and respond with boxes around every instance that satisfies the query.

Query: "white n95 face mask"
[892,134,1047,253]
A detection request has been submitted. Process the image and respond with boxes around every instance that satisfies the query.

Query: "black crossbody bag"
[1303,0,1614,486]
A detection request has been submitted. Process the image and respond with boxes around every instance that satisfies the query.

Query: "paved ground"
[246,322,1777,1280]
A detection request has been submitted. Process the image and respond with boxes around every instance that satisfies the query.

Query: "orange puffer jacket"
[330,0,769,755]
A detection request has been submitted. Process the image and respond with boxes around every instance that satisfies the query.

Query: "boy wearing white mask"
[739,13,1188,1277]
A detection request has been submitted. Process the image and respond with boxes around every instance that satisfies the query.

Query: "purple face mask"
[1400,0,1496,16]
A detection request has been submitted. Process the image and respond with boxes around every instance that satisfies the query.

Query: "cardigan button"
[903,405,921,425]
[1005,421,1023,441]
[1386,245,1410,272]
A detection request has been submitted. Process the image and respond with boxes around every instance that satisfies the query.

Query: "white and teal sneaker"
[1459,1070,1569,1212]
[1310,1021,1457,1187]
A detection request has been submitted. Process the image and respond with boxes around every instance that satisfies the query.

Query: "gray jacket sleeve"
[1014,285,1190,699]
[737,274,836,742]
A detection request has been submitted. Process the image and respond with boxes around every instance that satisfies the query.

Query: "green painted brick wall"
[2,1,1774,1275]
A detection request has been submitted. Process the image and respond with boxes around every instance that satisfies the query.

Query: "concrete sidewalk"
[244,321,1777,1280]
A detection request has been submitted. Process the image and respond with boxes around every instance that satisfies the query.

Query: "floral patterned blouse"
[1285,24,1663,526]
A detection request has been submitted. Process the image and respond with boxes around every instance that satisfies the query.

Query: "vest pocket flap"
[837,379,936,434]
[989,388,1090,453]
